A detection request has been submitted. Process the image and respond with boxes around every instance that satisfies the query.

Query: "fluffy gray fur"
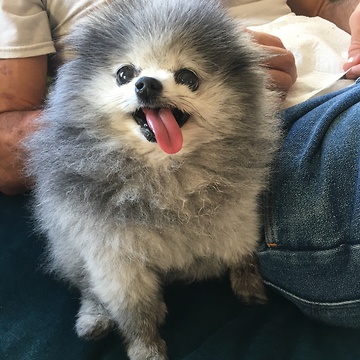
[26,0,280,359]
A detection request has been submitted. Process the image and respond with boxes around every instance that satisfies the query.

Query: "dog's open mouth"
[132,108,190,154]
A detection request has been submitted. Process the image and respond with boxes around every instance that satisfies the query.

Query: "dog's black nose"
[135,77,163,101]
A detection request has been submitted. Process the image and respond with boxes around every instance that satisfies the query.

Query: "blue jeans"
[259,81,360,328]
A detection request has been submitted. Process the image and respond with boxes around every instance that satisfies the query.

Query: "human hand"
[247,30,297,95]
[343,4,360,79]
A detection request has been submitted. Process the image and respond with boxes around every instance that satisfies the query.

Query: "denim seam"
[259,242,360,254]
[263,188,278,248]
[264,280,360,306]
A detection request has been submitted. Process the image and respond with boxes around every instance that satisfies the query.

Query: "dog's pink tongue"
[143,108,183,154]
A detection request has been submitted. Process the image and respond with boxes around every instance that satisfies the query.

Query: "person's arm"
[287,0,359,33]
[0,56,47,195]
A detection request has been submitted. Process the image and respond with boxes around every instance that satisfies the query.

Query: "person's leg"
[259,81,360,328]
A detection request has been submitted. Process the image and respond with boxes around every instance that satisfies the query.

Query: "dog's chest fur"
[44,142,262,281]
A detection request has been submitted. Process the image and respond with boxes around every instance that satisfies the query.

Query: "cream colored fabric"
[250,14,351,107]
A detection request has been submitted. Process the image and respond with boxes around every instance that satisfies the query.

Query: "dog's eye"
[174,69,199,91]
[116,65,136,85]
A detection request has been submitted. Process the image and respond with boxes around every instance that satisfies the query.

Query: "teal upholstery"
[1,194,359,360]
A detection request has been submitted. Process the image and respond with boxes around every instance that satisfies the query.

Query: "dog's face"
[57,0,265,164]
[86,48,220,159]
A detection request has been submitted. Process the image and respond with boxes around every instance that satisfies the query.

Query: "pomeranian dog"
[27,0,280,359]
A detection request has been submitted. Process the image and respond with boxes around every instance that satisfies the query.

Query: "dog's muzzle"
[132,108,190,143]
[132,107,190,154]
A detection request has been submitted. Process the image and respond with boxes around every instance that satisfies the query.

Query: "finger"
[343,53,360,70]
[262,46,297,84]
[247,30,286,49]
[266,68,295,95]
[345,63,360,79]
[343,52,360,78]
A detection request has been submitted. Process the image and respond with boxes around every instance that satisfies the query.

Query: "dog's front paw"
[230,256,267,305]
[127,337,168,360]
[75,295,115,340]
[76,313,115,340]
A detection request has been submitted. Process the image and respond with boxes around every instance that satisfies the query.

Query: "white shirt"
[0,0,106,58]
[0,0,289,58]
